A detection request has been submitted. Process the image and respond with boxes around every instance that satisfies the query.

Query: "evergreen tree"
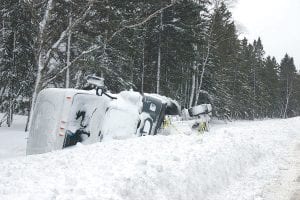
[1,0,300,127]
[0,0,35,126]
[262,56,280,117]
[205,2,239,119]
[279,54,297,118]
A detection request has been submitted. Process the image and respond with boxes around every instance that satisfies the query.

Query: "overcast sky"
[232,0,300,70]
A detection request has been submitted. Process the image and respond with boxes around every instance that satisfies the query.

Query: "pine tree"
[0,0,35,126]
[1,0,300,127]
[279,54,297,118]
[262,56,280,117]
[205,2,239,119]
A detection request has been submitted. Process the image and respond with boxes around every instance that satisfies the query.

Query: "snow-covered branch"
[44,4,93,68]
[43,45,101,86]
[36,0,54,57]
[43,2,177,86]
[107,2,175,43]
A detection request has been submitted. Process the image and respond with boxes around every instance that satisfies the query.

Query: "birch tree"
[25,0,178,129]
[279,54,296,118]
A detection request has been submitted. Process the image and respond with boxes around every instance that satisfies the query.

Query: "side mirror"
[96,88,103,96]
[86,75,117,99]
[87,75,105,88]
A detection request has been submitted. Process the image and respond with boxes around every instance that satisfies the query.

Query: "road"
[290,143,300,200]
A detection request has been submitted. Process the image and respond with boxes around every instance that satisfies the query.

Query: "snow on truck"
[26,76,181,155]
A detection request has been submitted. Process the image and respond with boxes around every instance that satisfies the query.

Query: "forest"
[0,0,299,127]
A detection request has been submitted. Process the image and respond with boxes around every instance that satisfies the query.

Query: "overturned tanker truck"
[26,76,180,155]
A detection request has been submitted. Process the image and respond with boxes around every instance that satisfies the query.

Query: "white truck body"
[26,88,110,155]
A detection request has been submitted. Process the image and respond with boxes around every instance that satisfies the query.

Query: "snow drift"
[0,117,300,200]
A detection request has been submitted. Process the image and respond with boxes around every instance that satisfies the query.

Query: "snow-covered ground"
[0,115,27,159]
[0,116,300,200]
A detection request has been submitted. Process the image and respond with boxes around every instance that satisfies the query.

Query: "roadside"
[289,143,300,200]
[0,115,27,159]
[0,115,300,200]
[262,133,300,200]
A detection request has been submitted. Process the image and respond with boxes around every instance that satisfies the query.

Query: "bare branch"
[44,4,93,67]
[43,45,101,86]
[36,0,54,57]
[43,2,177,86]
[107,2,175,43]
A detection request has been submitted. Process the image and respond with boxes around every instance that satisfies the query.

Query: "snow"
[188,104,212,116]
[101,91,143,141]
[0,115,27,159]
[1,115,300,200]
[145,93,180,112]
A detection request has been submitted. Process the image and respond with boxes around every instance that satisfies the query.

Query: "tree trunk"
[231,63,238,118]
[26,0,54,131]
[156,11,163,94]
[27,57,44,131]
[283,78,290,118]
[195,43,210,106]
[8,31,17,127]
[130,58,134,87]
[7,99,12,127]
[252,64,256,119]
[189,62,196,108]
[25,102,31,132]
[65,17,72,88]
[2,19,4,40]
[283,93,289,119]
[141,40,145,94]
[6,31,17,127]
[184,77,188,108]
[75,70,83,89]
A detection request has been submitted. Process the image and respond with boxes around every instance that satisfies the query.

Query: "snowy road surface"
[0,116,300,200]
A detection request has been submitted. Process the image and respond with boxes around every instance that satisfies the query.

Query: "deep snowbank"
[0,117,300,200]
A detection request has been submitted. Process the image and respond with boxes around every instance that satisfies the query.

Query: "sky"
[232,0,300,70]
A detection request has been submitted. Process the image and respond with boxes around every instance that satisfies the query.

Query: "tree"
[279,54,297,118]
[24,0,178,129]
[205,2,239,119]
[0,0,35,127]
[2,0,300,128]
[261,56,280,117]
